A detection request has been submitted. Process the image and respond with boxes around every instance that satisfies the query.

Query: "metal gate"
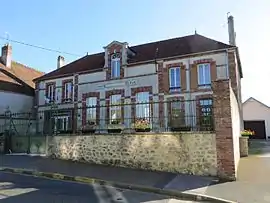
[0,108,46,154]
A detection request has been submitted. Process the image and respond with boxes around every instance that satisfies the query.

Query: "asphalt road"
[0,172,203,203]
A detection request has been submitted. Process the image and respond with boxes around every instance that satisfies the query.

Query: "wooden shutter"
[210,61,217,83]
[190,64,198,91]
[181,66,186,91]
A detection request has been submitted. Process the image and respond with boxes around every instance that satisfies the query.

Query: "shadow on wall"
[230,87,241,171]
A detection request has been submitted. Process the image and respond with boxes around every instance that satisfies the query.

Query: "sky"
[0,0,269,105]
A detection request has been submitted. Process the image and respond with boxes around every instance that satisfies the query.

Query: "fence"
[15,98,214,136]
[0,111,36,136]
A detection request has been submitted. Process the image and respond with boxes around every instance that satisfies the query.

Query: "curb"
[0,167,237,203]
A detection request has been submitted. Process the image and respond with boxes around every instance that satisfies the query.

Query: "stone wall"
[47,133,217,176]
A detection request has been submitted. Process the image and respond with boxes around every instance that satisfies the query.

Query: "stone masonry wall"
[47,133,217,176]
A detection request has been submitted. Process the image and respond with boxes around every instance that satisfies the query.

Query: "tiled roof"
[35,34,234,81]
[0,61,44,88]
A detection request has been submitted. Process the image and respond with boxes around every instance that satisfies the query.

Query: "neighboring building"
[0,43,44,133]
[243,97,270,140]
[33,16,243,134]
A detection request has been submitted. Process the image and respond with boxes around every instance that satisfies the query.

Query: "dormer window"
[111,53,121,78]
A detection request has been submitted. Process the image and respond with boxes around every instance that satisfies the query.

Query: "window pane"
[136,92,150,118]
[86,97,97,122]
[175,67,180,87]
[116,60,120,77]
[198,65,204,85]
[110,94,121,123]
[204,64,211,84]
[169,68,175,87]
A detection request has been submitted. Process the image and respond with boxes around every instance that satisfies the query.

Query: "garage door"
[244,120,266,139]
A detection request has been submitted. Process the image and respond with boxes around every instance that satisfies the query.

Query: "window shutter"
[210,61,217,82]
[190,64,198,91]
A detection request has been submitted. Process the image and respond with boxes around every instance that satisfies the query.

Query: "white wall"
[0,91,34,134]
[243,98,270,140]
[38,76,74,106]
[230,88,240,175]
[125,64,156,77]
[0,91,33,114]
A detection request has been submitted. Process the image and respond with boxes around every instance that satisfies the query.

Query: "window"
[110,94,122,124]
[197,63,211,87]
[46,84,55,102]
[55,116,71,132]
[169,99,185,128]
[136,92,150,119]
[199,99,213,130]
[86,97,97,123]
[169,67,181,91]
[64,82,73,101]
[111,53,121,78]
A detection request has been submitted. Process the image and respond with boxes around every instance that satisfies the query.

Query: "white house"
[0,44,44,133]
[243,97,270,140]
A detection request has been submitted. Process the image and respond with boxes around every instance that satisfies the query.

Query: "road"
[0,172,204,203]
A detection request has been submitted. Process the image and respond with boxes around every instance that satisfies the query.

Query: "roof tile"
[36,34,234,81]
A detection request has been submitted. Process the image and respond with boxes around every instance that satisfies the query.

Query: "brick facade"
[82,92,100,126]
[228,51,238,100]
[212,79,236,180]
[105,44,124,80]
[190,59,217,92]
[157,62,186,94]
[105,89,125,124]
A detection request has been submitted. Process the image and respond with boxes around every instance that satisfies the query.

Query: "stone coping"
[50,131,215,136]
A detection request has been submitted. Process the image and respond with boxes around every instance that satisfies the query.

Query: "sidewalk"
[0,154,215,191]
[1,140,270,203]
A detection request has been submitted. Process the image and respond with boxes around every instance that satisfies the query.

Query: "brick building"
[33,30,243,133]
[32,15,243,180]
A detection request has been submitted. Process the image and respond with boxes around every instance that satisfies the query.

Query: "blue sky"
[0,0,269,105]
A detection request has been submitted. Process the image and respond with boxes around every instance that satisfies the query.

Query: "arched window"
[111,53,121,78]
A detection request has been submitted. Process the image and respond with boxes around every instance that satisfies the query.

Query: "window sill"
[169,87,181,93]
[62,99,73,103]
[198,84,211,89]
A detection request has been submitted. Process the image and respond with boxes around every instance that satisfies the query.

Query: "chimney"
[57,55,65,69]
[228,15,236,46]
[1,44,12,68]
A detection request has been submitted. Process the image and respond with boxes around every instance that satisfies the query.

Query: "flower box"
[81,121,96,134]
[132,118,151,133]
[107,122,125,134]
[241,129,255,137]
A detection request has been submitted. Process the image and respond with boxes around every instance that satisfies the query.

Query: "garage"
[243,97,270,140]
[243,120,266,139]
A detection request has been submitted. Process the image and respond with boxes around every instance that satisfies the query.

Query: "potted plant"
[241,129,255,137]
[240,129,254,156]
[107,120,124,133]
[81,120,96,134]
[132,118,151,132]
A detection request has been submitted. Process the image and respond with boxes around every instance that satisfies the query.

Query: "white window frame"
[169,67,181,91]
[110,94,122,124]
[54,116,70,132]
[47,84,55,101]
[197,63,211,87]
[135,92,150,119]
[111,57,121,78]
[64,82,72,100]
[86,97,97,123]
